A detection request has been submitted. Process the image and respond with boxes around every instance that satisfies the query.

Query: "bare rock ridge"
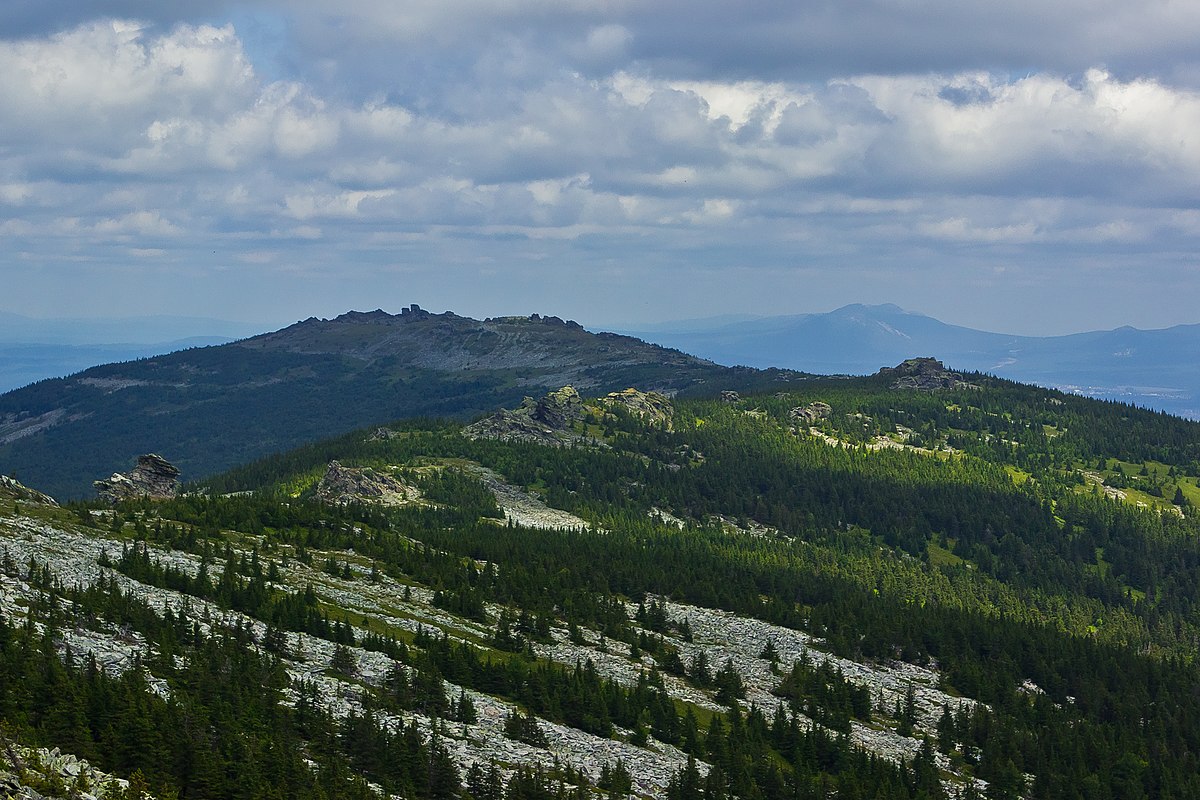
[879,358,977,391]
[315,460,419,506]
[0,475,58,506]
[93,454,180,504]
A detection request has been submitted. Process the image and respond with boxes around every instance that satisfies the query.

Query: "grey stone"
[93,454,180,504]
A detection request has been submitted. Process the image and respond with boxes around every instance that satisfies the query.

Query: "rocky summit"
[93,453,180,504]
[879,358,976,391]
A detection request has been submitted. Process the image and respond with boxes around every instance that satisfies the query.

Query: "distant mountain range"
[618,304,1200,419]
[0,306,796,498]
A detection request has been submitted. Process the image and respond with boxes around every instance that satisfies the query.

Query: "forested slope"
[4,373,1200,798]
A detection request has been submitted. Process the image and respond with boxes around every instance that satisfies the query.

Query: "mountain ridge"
[0,306,800,499]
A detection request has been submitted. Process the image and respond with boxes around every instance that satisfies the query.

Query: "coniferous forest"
[4,371,1200,798]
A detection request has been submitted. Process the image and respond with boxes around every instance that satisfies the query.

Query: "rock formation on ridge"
[602,388,675,431]
[315,461,420,506]
[93,454,181,504]
[879,358,976,391]
[464,386,590,446]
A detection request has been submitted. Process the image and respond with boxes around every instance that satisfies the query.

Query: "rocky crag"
[879,358,976,391]
[314,460,420,506]
[0,737,142,800]
[464,386,590,446]
[602,388,674,431]
[0,475,58,506]
[93,454,180,504]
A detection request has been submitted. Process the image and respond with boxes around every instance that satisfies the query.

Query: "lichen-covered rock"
[0,475,58,506]
[789,402,832,424]
[602,388,674,431]
[93,454,180,504]
[878,358,976,391]
[315,461,419,506]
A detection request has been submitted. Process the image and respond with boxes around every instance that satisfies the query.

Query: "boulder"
[720,390,741,404]
[94,454,180,504]
[315,461,419,506]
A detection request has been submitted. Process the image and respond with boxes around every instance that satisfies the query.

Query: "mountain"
[0,306,799,499]
[5,375,1200,798]
[617,304,1200,418]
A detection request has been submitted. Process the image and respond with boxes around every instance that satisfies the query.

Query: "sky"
[2,2,1199,336]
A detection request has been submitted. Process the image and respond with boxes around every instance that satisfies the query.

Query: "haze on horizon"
[2,2,1199,337]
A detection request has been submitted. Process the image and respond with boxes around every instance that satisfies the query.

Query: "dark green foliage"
[0,569,450,799]
[12,373,1200,798]
[503,708,548,747]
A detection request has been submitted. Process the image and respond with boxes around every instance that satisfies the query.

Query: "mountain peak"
[829,302,918,317]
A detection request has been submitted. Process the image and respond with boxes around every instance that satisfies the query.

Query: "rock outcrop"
[315,461,419,506]
[1,739,140,800]
[789,401,832,424]
[0,475,58,506]
[879,358,976,391]
[602,388,674,431]
[464,386,589,446]
[93,454,180,504]
[531,386,584,430]
[720,390,741,404]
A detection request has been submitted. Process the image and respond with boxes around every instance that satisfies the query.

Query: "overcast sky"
[2,1,1199,335]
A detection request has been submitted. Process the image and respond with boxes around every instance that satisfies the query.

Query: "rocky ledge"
[879,358,977,391]
[315,461,420,506]
[93,454,180,504]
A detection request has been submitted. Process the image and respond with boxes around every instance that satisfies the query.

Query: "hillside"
[4,373,1200,798]
[0,306,797,499]
[619,304,1200,418]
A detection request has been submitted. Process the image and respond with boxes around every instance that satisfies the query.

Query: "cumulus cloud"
[1,8,1199,332]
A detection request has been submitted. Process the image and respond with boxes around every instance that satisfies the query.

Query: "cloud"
[0,11,1198,333]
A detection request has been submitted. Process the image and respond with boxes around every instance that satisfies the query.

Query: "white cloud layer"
[0,6,1198,333]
